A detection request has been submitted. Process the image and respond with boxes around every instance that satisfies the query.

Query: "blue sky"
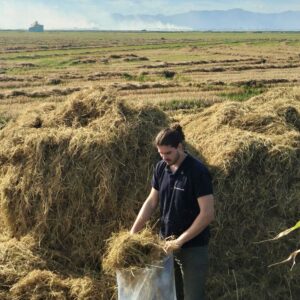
[1,0,300,29]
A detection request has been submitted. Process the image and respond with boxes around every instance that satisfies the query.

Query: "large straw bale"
[0,87,167,299]
[183,87,300,299]
[0,87,167,272]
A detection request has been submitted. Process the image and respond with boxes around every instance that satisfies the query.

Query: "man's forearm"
[176,210,214,246]
[130,199,156,234]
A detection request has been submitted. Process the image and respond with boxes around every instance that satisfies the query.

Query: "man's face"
[157,145,180,166]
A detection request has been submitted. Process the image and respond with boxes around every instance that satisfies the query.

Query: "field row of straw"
[1,33,300,96]
[0,32,299,299]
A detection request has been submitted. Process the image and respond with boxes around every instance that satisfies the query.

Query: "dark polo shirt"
[151,153,213,248]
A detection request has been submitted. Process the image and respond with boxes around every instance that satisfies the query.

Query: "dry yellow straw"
[102,228,166,275]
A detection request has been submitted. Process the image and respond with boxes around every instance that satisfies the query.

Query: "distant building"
[29,21,44,32]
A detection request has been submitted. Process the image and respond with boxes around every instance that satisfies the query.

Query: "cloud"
[0,0,188,30]
[102,0,300,14]
[112,20,190,31]
[0,1,96,29]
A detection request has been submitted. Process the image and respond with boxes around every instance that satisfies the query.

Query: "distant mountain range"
[113,9,300,31]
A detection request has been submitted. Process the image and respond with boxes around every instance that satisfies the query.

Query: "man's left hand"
[164,239,182,254]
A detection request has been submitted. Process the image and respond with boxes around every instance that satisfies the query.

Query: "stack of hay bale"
[0,85,299,299]
[183,87,300,299]
[0,87,167,299]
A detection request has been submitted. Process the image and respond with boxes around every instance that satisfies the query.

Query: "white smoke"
[0,0,190,30]
[0,1,96,29]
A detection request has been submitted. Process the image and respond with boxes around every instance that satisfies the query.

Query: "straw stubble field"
[0,31,299,299]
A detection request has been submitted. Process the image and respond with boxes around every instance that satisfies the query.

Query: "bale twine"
[183,87,300,299]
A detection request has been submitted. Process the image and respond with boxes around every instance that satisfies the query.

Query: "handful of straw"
[102,228,166,275]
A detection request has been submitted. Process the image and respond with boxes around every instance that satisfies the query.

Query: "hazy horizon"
[1,0,300,30]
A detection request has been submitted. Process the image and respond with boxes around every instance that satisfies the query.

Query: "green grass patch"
[219,86,266,101]
[6,57,76,75]
[200,83,226,91]
[0,114,10,130]
[35,57,78,69]
[158,99,207,111]
[122,73,147,82]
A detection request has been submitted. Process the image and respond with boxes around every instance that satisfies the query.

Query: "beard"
[165,151,180,166]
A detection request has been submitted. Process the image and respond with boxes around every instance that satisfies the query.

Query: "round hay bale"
[183,87,300,299]
[0,88,168,270]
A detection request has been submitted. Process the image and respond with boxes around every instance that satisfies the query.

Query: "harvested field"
[1,32,300,115]
[0,31,300,299]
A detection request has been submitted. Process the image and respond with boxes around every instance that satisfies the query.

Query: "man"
[130,124,215,300]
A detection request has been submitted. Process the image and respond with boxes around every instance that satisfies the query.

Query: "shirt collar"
[165,152,190,175]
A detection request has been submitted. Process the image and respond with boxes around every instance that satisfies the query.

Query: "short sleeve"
[193,166,213,198]
[151,164,160,191]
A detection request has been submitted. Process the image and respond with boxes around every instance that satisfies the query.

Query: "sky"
[1,0,300,30]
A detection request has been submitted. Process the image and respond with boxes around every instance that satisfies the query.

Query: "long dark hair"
[155,124,185,148]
